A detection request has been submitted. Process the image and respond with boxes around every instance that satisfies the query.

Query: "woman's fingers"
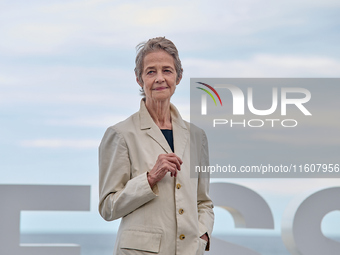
[163,154,182,174]
[164,153,182,171]
[151,153,182,180]
[162,160,177,177]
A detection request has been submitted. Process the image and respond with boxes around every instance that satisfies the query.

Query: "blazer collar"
[139,99,188,158]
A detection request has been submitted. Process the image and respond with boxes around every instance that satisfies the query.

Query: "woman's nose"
[155,72,165,83]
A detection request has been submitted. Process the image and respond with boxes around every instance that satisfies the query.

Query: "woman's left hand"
[200,233,209,242]
[147,153,183,188]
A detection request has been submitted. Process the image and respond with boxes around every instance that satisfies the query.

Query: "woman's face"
[137,50,181,102]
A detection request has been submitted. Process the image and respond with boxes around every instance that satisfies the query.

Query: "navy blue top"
[161,129,174,152]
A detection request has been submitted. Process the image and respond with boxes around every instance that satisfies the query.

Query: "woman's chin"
[150,92,173,101]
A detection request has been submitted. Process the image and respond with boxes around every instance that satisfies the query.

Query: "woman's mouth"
[153,87,168,91]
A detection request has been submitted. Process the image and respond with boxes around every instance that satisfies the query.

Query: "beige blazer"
[98,99,214,255]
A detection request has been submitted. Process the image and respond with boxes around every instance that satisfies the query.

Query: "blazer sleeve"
[197,130,215,251]
[98,126,158,221]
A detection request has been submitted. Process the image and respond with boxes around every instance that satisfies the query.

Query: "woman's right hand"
[147,153,183,188]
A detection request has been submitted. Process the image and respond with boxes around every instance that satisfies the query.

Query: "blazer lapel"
[139,99,189,158]
[146,128,173,154]
[171,104,189,160]
[139,100,172,154]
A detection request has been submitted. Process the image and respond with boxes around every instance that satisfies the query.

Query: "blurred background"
[1,0,339,254]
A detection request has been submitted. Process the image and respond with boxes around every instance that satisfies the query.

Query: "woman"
[98,37,214,255]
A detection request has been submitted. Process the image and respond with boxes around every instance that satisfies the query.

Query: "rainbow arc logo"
[196,82,223,106]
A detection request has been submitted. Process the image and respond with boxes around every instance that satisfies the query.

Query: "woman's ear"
[136,75,143,87]
[176,71,183,85]
[176,68,183,85]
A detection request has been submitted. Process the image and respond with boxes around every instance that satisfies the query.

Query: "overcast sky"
[1,0,340,236]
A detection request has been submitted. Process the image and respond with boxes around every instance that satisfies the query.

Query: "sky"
[1,0,340,237]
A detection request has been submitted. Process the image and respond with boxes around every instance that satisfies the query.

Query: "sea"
[20,233,307,255]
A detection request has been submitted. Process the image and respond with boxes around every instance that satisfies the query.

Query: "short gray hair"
[134,37,183,96]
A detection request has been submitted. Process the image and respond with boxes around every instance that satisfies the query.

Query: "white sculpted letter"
[0,185,90,255]
[282,187,340,255]
[206,183,274,255]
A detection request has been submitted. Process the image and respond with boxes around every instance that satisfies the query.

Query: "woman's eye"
[147,71,154,74]
[164,69,171,73]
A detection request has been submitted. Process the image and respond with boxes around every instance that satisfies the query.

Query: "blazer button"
[179,234,185,240]
[179,208,184,214]
[176,183,181,189]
